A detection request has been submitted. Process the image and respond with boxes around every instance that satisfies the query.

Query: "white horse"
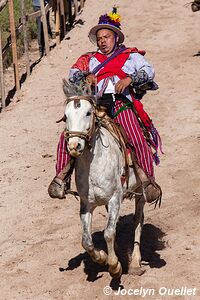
[62,81,148,278]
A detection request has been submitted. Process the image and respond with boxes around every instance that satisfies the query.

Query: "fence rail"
[0,0,85,111]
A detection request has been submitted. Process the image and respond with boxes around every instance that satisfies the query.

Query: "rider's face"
[96,29,118,55]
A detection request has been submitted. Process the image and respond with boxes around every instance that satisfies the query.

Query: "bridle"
[63,95,97,143]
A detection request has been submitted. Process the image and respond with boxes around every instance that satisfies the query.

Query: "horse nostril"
[68,141,83,152]
[77,143,82,150]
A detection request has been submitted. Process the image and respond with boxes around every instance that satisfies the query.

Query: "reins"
[63,96,97,144]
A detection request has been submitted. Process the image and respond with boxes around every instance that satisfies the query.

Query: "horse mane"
[63,78,93,101]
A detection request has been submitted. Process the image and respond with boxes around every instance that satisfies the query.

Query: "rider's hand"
[86,74,97,86]
[115,77,132,94]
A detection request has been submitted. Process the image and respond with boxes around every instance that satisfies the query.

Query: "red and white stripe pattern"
[56,132,70,175]
[114,100,154,178]
[56,100,154,178]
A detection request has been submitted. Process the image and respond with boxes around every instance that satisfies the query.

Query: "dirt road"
[0,0,200,299]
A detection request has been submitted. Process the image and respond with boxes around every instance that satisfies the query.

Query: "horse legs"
[104,195,122,278]
[80,201,107,265]
[129,195,145,273]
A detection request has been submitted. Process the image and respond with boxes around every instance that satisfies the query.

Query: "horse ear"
[83,81,92,96]
[63,79,74,97]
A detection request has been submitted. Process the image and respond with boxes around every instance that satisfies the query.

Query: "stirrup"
[64,178,79,198]
[142,180,162,208]
[48,177,66,199]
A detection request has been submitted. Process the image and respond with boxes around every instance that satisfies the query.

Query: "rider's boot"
[48,158,75,199]
[134,162,162,207]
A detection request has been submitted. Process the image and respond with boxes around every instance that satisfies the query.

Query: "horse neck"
[78,126,122,166]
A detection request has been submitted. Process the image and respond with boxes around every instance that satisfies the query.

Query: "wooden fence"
[0,0,85,110]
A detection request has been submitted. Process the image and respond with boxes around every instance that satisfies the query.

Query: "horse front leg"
[129,194,145,274]
[80,201,107,265]
[104,195,122,278]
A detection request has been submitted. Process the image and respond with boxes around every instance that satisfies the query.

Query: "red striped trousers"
[56,100,154,178]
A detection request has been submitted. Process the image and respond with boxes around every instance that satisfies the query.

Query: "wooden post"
[80,0,84,9]
[67,0,73,27]
[59,0,66,39]
[20,0,30,76]
[73,0,78,17]
[55,0,60,45]
[8,0,20,92]
[0,30,6,109]
[40,0,49,56]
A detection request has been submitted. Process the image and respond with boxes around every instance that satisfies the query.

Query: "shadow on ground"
[3,58,42,108]
[59,213,166,283]
[193,50,200,56]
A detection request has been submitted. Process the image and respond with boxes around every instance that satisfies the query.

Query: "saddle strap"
[98,115,130,187]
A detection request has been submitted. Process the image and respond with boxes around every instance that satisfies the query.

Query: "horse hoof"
[109,261,122,278]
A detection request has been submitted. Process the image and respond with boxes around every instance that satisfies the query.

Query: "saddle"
[95,106,162,207]
[96,107,132,185]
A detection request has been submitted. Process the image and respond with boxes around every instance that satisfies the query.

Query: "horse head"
[62,79,96,157]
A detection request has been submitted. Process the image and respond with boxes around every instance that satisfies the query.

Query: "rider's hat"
[88,7,124,45]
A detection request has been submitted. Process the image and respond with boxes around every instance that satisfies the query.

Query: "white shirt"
[69,51,155,101]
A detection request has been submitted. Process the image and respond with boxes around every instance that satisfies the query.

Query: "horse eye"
[86,111,91,117]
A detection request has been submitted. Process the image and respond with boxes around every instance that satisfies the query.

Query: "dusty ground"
[0,0,200,299]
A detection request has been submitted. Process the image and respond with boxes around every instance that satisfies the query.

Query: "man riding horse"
[48,7,162,203]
